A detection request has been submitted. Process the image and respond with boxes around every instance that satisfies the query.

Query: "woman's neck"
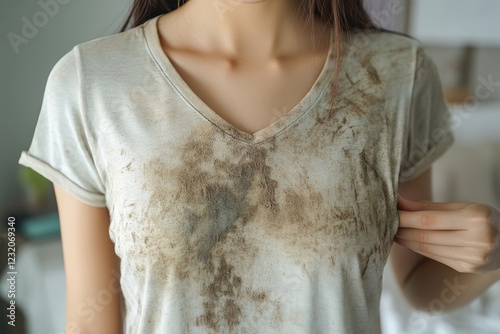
[170,0,330,60]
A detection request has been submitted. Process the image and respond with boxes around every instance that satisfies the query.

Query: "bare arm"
[54,184,122,333]
[390,168,500,312]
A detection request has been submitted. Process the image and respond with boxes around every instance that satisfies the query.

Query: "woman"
[19,0,500,333]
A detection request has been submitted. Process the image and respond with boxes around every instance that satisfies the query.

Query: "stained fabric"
[19,15,453,334]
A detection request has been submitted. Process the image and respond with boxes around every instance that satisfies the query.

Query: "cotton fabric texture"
[19,14,454,334]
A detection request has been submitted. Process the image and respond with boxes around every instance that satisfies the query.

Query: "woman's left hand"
[394,195,500,274]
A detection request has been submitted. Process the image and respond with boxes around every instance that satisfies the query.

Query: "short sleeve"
[399,46,455,183]
[18,47,106,207]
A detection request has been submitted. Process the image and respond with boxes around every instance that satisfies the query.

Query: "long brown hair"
[119,0,377,91]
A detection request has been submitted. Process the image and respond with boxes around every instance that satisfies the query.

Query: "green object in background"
[19,166,51,210]
[17,167,60,239]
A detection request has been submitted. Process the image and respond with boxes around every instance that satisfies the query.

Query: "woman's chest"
[101,104,399,281]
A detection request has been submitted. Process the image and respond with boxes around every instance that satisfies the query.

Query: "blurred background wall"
[0,0,129,218]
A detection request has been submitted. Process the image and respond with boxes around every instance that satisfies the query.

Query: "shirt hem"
[18,151,107,208]
[399,132,455,183]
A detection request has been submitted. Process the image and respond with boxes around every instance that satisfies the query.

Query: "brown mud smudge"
[137,125,284,330]
[171,128,280,264]
[365,61,381,85]
[130,69,396,326]
[196,256,243,331]
[361,52,381,85]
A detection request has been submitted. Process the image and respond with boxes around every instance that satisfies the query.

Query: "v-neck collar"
[143,14,335,145]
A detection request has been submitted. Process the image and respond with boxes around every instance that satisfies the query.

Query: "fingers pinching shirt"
[395,195,500,274]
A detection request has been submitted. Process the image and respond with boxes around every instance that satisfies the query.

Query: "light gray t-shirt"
[19,15,454,334]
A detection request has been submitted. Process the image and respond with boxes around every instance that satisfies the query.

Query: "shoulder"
[50,18,155,82]
[349,30,423,58]
[343,30,432,88]
[76,22,145,58]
